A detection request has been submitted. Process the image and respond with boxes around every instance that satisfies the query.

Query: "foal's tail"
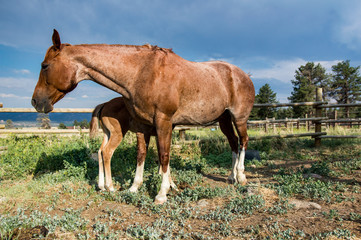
[89,103,105,139]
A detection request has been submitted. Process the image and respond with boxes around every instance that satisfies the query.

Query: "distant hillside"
[0,112,92,126]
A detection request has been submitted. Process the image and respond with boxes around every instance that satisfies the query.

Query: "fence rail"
[0,108,93,113]
[1,90,360,146]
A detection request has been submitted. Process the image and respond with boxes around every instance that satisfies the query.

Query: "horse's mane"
[77,43,174,54]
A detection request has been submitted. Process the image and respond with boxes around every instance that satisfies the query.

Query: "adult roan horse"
[90,97,177,193]
[32,29,255,204]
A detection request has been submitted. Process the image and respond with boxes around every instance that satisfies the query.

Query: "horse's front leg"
[129,132,150,192]
[154,115,173,204]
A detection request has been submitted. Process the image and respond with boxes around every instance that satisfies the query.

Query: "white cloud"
[249,58,342,83]
[82,95,89,98]
[13,69,31,75]
[249,58,306,83]
[0,93,31,99]
[0,77,36,89]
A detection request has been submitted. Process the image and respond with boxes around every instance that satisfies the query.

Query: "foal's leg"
[218,112,239,184]
[154,115,173,204]
[232,119,249,185]
[103,132,123,191]
[129,132,150,192]
[98,134,109,191]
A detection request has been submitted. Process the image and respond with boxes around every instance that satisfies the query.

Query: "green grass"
[0,128,360,239]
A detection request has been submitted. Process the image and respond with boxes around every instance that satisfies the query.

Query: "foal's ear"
[52,29,61,50]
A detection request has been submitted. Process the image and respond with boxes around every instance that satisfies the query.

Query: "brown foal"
[90,97,176,193]
[32,29,255,204]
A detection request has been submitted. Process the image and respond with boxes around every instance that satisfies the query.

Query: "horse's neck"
[72,45,148,98]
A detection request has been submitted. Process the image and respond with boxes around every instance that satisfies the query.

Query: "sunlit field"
[0,127,360,239]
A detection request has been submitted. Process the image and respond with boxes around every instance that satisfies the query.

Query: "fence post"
[265,118,268,133]
[0,103,4,129]
[273,117,276,133]
[315,88,323,147]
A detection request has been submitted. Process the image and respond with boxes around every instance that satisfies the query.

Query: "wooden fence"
[1,88,360,146]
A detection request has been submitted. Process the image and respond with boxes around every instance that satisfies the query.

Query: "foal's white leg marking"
[98,149,105,191]
[104,149,115,192]
[236,147,247,185]
[129,160,145,192]
[228,151,238,183]
[155,165,171,204]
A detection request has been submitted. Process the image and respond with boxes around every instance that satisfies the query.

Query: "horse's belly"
[172,99,227,125]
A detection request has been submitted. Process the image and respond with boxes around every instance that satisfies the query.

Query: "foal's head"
[31,29,78,113]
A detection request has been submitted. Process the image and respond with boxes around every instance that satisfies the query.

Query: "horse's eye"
[41,63,49,70]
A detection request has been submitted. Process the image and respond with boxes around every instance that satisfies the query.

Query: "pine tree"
[288,62,329,117]
[330,60,361,118]
[37,113,51,129]
[255,83,278,119]
[5,119,14,129]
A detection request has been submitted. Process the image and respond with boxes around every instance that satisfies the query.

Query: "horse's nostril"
[31,99,36,107]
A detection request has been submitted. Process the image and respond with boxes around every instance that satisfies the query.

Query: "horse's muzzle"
[31,98,53,113]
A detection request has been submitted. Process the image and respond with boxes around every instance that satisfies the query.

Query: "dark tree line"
[251,60,361,120]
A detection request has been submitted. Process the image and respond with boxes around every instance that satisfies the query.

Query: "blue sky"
[1,0,361,108]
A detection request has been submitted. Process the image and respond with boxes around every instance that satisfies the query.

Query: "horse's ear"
[52,29,61,50]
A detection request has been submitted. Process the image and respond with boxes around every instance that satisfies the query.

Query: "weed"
[178,186,231,203]
[225,195,265,215]
[312,228,355,239]
[209,222,232,237]
[322,209,341,220]
[304,160,332,177]
[266,199,295,215]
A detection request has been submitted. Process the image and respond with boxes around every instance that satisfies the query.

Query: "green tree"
[73,120,79,127]
[255,83,278,119]
[276,107,293,119]
[37,113,51,129]
[79,119,89,129]
[58,123,67,129]
[330,60,361,118]
[5,119,14,129]
[288,62,329,117]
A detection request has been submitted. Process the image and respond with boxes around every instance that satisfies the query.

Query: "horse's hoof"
[129,186,138,193]
[98,186,106,191]
[170,183,179,192]
[154,195,167,205]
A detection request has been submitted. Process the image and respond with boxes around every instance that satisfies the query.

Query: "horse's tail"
[89,103,105,139]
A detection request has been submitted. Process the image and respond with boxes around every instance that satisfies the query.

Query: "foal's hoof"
[106,186,116,192]
[154,195,167,205]
[237,174,247,186]
[227,175,236,184]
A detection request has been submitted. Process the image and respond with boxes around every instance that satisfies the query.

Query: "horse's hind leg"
[218,111,239,184]
[129,132,150,192]
[103,131,123,192]
[98,134,108,191]
[232,119,249,185]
